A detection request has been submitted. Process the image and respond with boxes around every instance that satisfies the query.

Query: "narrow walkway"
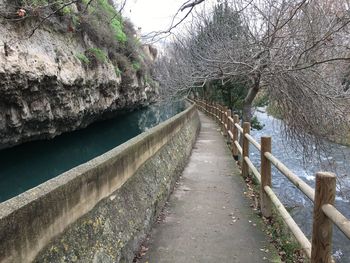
[141,112,280,263]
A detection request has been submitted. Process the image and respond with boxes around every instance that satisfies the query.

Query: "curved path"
[140,111,280,263]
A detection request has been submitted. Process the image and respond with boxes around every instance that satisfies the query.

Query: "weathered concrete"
[141,112,281,263]
[0,105,199,263]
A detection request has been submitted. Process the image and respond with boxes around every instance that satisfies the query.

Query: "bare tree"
[155,0,350,156]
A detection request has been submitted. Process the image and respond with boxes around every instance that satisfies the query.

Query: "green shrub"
[86,48,107,63]
[114,66,122,77]
[72,14,80,27]
[132,61,141,71]
[62,6,71,15]
[111,17,127,43]
[75,53,90,64]
[98,0,116,16]
[251,116,264,130]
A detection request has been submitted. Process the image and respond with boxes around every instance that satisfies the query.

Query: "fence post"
[311,172,336,263]
[222,106,227,135]
[217,103,219,120]
[227,109,231,140]
[260,137,272,218]
[232,114,239,160]
[242,122,250,178]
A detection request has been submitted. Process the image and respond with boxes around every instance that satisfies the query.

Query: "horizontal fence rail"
[192,98,350,263]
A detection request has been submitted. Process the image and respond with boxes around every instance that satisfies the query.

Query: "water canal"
[0,101,186,203]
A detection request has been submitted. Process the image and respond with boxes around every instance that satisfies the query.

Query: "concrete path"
[140,112,280,263]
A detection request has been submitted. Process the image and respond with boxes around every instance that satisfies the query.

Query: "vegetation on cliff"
[0,0,159,148]
[4,0,156,90]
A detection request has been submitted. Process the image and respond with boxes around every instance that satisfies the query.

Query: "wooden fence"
[192,99,350,263]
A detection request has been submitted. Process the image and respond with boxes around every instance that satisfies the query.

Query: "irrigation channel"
[0,101,186,203]
[250,108,350,262]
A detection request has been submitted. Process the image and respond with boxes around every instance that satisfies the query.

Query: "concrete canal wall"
[0,104,200,263]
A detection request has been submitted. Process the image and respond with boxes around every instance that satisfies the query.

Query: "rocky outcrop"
[0,1,158,149]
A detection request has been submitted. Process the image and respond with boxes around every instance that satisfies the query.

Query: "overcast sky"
[124,0,185,34]
[123,0,215,39]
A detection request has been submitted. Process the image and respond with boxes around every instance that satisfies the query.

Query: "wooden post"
[222,106,227,135]
[242,122,250,178]
[311,172,336,263]
[216,103,219,120]
[226,109,231,140]
[260,137,272,218]
[215,103,218,120]
[223,106,226,132]
[232,114,239,160]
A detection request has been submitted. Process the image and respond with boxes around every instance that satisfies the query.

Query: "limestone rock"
[0,2,158,149]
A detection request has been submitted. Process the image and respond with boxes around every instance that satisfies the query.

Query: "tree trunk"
[239,76,260,148]
[242,76,260,123]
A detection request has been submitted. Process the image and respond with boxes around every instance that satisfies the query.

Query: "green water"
[0,101,186,203]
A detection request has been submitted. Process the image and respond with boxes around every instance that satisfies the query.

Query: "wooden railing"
[192,99,350,263]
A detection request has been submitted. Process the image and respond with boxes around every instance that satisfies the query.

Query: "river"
[0,101,186,203]
[250,108,350,262]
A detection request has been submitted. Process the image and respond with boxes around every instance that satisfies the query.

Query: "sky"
[123,0,185,35]
[122,0,216,43]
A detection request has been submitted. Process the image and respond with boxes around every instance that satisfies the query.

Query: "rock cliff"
[0,0,158,149]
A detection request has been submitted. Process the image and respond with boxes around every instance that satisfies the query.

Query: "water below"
[0,101,186,203]
[250,108,350,262]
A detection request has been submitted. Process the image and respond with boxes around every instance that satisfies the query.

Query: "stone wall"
[0,105,200,263]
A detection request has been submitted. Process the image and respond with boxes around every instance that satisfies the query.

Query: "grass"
[245,176,308,263]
